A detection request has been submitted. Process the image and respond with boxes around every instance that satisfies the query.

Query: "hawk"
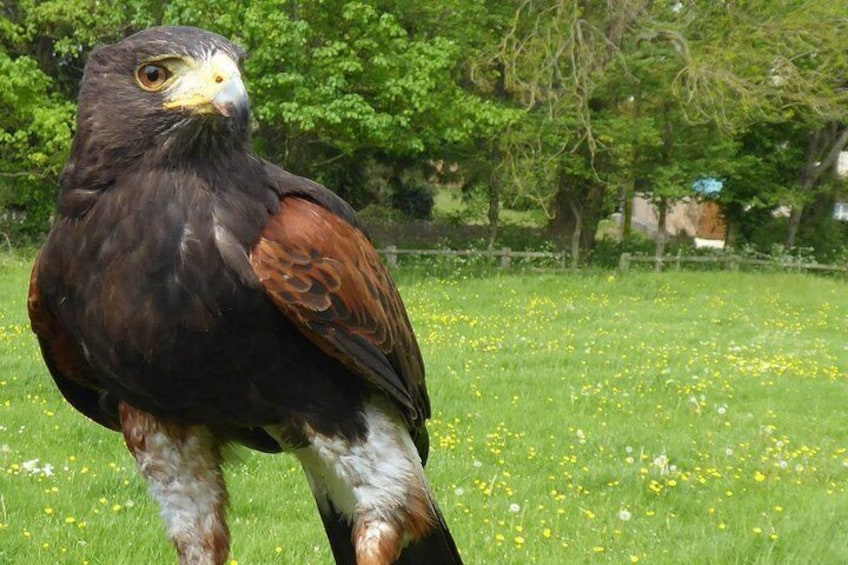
[28,26,462,565]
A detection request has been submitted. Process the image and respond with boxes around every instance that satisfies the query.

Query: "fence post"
[385,244,397,268]
[675,249,682,271]
[729,255,739,272]
[500,247,511,268]
[619,252,631,274]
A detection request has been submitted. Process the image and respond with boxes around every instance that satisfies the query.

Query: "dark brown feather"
[28,252,119,430]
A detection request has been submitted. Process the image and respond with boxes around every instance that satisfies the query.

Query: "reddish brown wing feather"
[27,254,118,430]
[249,196,428,424]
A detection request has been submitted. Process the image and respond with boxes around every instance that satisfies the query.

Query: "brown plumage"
[28,26,461,565]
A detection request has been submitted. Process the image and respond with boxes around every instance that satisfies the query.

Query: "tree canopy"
[2,0,847,259]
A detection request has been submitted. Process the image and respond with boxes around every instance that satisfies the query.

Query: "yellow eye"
[136,64,171,91]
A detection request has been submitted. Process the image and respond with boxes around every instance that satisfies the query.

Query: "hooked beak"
[211,76,249,124]
[162,52,249,126]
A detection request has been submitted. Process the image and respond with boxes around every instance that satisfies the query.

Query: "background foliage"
[2,0,848,259]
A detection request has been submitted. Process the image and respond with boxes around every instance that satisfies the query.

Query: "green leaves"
[0,48,74,236]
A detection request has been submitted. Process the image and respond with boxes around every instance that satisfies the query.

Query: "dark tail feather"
[315,500,357,565]
[313,492,462,565]
[396,498,463,565]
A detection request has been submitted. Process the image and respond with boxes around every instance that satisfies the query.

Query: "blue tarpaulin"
[691,178,723,195]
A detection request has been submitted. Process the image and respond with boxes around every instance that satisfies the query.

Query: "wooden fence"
[372,245,847,275]
[377,245,563,268]
[618,252,848,274]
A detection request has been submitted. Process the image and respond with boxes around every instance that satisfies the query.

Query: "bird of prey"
[28,26,462,565]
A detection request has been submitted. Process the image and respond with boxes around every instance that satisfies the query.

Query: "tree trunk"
[581,184,605,251]
[621,179,633,240]
[724,215,739,250]
[569,199,582,269]
[786,124,848,248]
[655,196,668,270]
[549,185,579,261]
[785,206,804,249]
[549,180,605,267]
[486,151,501,250]
[721,201,743,250]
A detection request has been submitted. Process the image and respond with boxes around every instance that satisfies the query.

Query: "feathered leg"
[272,399,462,565]
[119,402,229,565]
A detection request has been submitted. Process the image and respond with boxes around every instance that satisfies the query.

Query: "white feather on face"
[156,50,246,116]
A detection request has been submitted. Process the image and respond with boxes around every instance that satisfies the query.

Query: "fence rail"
[377,245,563,268]
[371,245,847,274]
[618,252,848,274]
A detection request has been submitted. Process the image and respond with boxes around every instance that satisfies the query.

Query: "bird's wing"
[248,194,430,428]
[27,253,119,430]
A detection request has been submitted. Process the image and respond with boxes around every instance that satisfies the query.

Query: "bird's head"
[74,26,250,164]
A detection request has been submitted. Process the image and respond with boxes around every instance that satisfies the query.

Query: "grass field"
[1,254,847,564]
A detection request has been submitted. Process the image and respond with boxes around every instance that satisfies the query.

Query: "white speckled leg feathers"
[119,402,229,565]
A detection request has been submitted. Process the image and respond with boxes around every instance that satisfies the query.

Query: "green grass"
[1,255,847,564]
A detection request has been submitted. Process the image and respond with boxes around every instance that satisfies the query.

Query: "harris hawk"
[28,26,462,565]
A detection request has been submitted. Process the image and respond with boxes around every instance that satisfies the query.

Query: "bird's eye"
[136,64,171,91]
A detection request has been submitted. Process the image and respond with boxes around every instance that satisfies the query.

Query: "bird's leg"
[119,402,229,565]
[281,400,437,565]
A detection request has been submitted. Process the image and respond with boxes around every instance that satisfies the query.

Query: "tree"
[164,0,511,209]
[0,1,161,236]
[0,0,510,235]
[497,0,657,264]
[661,1,848,249]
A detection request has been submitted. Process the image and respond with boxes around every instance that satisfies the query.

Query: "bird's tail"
[314,493,462,564]
[394,496,463,565]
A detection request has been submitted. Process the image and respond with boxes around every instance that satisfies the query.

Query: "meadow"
[1,254,846,564]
